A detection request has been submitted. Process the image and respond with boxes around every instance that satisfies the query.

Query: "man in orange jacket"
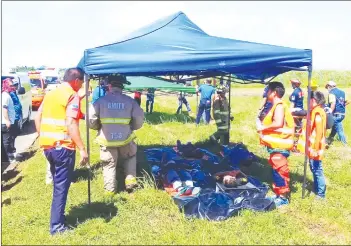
[35,67,88,235]
[297,91,327,199]
[256,82,295,207]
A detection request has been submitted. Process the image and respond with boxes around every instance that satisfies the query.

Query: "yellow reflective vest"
[39,83,76,150]
[259,101,295,150]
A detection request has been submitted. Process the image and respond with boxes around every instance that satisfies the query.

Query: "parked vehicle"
[28,71,46,108]
[1,72,33,131]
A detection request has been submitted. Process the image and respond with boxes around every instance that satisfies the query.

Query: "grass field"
[1,86,351,245]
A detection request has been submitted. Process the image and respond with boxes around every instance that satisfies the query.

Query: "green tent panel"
[125,76,196,94]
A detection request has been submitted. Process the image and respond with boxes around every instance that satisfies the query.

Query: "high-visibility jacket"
[89,89,144,147]
[213,96,229,131]
[39,83,76,150]
[297,106,326,160]
[259,101,295,150]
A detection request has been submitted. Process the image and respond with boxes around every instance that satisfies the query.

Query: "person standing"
[210,87,230,145]
[257,82,294,207]
[91,79,108,104]
[134,90,142,106]
[89,74,144,194]
[297,91,327,199]
[325,81,349,146]
[176,91,191,114]
[195,79,216,125]
[1,78,17,164]
[35,67,88,235]
[9,80,23,160]
[146,88,156,114]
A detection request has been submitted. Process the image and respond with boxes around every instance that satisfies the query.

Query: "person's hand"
[79,148,88,166]
[230,116,234,121]
[5,120,11,129]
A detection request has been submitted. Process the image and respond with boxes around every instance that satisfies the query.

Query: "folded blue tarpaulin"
[78,11,312,81]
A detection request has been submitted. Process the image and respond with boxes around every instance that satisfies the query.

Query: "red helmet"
[290,78,301,84]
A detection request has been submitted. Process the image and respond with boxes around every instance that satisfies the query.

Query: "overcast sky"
[2,1,351,70]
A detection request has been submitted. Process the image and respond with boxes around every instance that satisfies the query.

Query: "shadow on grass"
[73,162,103,182]
[19,149,38,162]
[66,202,118,228]
[144,111,196,125]
[2,169,21,182]
[1,176,23,192]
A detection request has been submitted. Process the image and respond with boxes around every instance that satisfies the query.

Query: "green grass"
[2,88,351,245]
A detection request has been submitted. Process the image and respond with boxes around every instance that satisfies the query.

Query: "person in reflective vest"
[35,67,88,235]
[297,91,327,199]
[210,86,230,145]
[256,82,294,207]
[325,81,349,146]
[89,74,144,194]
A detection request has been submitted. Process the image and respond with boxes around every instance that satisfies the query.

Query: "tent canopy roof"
[125,76,195,93]
[78,11,312,81]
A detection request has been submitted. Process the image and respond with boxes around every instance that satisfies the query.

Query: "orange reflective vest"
[297,106,326,160]
[39,83,76,150]
[259,101,295,150]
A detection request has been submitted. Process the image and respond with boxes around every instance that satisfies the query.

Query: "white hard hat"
[325,81,336,88]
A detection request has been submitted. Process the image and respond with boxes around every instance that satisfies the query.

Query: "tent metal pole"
[196,76,199,116]
[302,65,312,199]
[227,74,231,145]
[84,52,91,206]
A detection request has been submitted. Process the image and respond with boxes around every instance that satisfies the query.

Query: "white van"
[1,72,32,132]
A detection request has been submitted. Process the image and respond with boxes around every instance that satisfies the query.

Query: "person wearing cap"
[297,91,327,199]
[35,67,88,235]
[89,74,144,194]
[325,81,349,145]
[210,86,230,145]
[195,79,216,125]
[2,78,17,164]
[91,79,108,104]
[289,79,304,111]
[9,80,23,158]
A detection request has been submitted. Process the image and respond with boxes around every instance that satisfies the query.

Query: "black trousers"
[1,124,16,158]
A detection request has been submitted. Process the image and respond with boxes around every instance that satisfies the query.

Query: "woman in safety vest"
[256,82,294,207]
[297,91,327,199]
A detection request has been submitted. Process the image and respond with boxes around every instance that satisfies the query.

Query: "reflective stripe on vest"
[40,132,71,139]
[100,118,131,124]
[95,132,136,147]
[41,118,66,126]
[259,101,295,150]
[218,125,229,130]
[215,119,222,123]
[297,106,326,160]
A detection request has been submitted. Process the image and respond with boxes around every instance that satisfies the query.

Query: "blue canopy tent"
[78,11,313,202]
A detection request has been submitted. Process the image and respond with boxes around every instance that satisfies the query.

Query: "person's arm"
[259,97,267,111]
[213,100,222,123]
[328,94,336,112]
[311,114,323,156]
[2,94,11,128]
[345,100,350,106]
[131,100,145,131]
[261,104,284,132]
[65,94,88,165]
[88,102,101,130]
[34,103,44,134]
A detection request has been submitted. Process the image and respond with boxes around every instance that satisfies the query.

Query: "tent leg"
[302,66,312,199]
[196,76,199,116]
[84,74,91,206]
[225,74,231,145]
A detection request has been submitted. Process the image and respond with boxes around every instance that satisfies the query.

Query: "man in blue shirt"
[146,88,156,114]
[289,79,304,110]
[196,79,215,125]
[91,79,108,104]
[9,81,23,160]
[325,81,349,146]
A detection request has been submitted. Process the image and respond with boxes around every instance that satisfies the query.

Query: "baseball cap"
[325,81,336,88]
[290,78,301,84]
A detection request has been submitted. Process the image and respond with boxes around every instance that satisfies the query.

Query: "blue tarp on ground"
[78,11,312,81]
